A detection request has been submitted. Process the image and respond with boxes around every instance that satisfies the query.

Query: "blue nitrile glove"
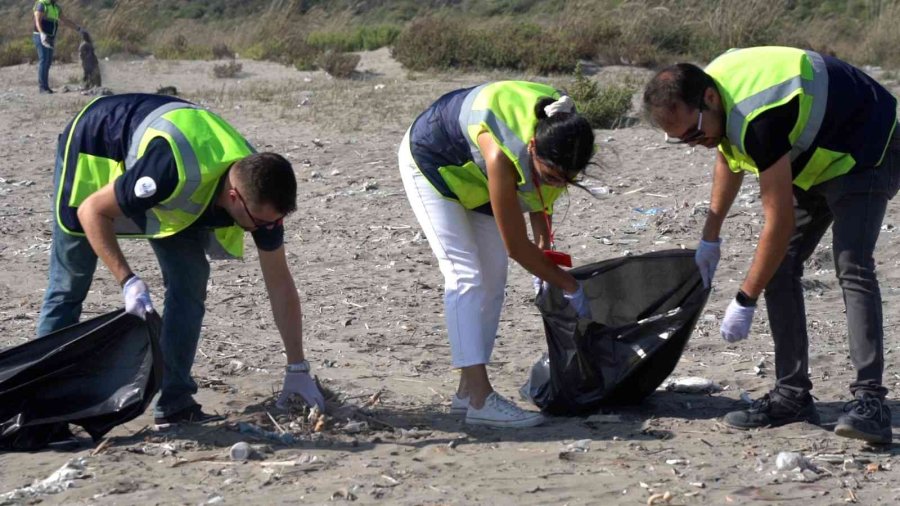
[123,275,154,319]
[563,283,592,319]
[277,369,325,410]
[721,298,755,343]
[695,238,721,288]
[39,33,53,49]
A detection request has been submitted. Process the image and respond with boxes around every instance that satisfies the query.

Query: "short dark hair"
[533,97,595,181]
[232,152,297,215]
[642,63,716,126]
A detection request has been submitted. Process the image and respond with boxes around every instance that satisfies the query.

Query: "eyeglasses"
[665,109,705,144]
[233,187,283,229]
[533,156,574,187]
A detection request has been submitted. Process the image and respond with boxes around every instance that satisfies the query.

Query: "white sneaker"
[450,394,469,415]
[465,392,545,428]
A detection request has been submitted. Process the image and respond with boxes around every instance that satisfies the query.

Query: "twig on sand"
[267,411,287,434]
[90,437,112,456]
[354,411,398,430]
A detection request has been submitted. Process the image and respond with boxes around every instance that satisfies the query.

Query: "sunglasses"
[665,109,705,145]
[233,187,283,229]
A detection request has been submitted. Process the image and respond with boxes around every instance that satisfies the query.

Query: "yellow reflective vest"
[56,95,253,259]
[707,46,897,189]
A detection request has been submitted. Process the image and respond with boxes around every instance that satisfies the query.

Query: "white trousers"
[398,130,509,368]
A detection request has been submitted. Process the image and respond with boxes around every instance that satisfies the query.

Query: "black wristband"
[735,290,758,307]
[120,273,136,288]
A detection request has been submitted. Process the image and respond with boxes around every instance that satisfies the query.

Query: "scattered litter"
[662,376,723,394]
[229,441,255,461]
[374,84,386,90]
[810,453,846,465]
[754,357,766,376]
[362,180,379,191]
[259,454,324,472]
[238,422,297,445]
[0,457,91,503]
[563,439,592,453]
[775,451,809,471]
[843,458,864,471]
[634,207,666,216]
[343,421,368,434]
[330,487,357,501]
[647,490,673,504]
[206,495,224,504]
[398,428,431,439]
[689,482,705,488]
[665,458,688,465]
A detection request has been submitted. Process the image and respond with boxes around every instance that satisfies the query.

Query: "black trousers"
[766,130,900,399]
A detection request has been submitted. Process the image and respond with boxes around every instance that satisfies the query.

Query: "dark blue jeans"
[32,33,54,91]
[37,141,212,418]
[766,129,900,400]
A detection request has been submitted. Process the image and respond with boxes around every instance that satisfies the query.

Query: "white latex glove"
[123,275,154,319]
[277,371,325,410]
[695,238,721,288]
[532,276,542,295]
[39,33,53,49]
[564,282,592,319]
[721,299,755,343]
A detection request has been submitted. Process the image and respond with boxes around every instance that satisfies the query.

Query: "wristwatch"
[285,360,310,373]
[735,290,758,308]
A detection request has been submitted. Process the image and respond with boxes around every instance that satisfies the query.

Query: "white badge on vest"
[135,177,157,198]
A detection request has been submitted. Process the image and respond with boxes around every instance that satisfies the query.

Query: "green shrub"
[568,62,634,129]
[393,17,579,73]
[212,59,242,78]
[307,24,400,52]
[391,17,465,70]
[245,34,321,70]
[155,34,212,60]
[212,42,235,59]
[0,38,35,68]
[317,50,360,78]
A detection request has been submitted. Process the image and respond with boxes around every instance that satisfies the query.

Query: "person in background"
[33,0,88,94]
[643,46,899,444]
[399,81,595,428]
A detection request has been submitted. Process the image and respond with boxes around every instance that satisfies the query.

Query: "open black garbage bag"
[0,310,162,450]
[522,250,710,415]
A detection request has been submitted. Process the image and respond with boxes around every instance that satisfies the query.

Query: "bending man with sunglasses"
[643,47,900,444]
[37,93,324,429]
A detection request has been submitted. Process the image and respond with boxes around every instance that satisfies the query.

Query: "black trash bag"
[0,310,162,450]
[522,249,710,415]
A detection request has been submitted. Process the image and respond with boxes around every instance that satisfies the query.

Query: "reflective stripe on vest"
[456,82,565,212]
[115,102,203,236]
[59,100,252,259]
[723,49,828,161]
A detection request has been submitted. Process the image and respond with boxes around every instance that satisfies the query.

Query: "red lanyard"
[532,167,572,267]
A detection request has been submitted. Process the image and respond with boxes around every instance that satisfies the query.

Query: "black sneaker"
[835,396,893,444]
[39,88,54,94]
[154,404,224,430]
[723,390,820,429]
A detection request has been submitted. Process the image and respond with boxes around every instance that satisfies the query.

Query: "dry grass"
[212,60,243,78]
[3,0,900,71]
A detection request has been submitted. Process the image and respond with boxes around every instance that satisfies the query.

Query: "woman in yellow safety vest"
[399,81,595,428]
